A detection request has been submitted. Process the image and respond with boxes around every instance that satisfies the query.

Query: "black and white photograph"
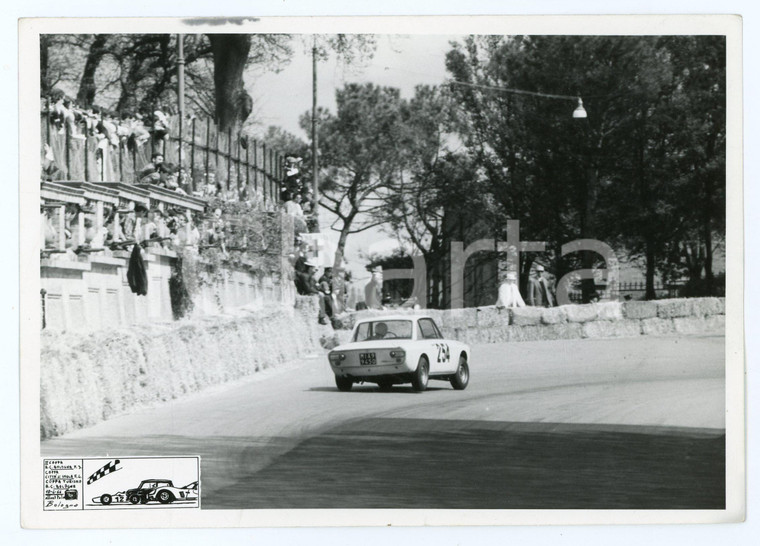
[19,14,743,528]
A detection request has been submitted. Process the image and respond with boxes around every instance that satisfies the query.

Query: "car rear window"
[418,318,442,339]
[354,320,413,341]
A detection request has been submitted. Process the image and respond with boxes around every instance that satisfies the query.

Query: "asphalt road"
[41,334,725,509]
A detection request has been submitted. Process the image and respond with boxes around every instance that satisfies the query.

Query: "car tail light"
[389,350,405,361]
[329,352,346,364]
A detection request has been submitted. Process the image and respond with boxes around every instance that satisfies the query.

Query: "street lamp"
[449,80,597,300]
[572,97,587,119]
[311,36,320,232]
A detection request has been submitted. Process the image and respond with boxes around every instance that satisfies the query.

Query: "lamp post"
[311,36,320,232]
[177,34,185,170]
[573,101,599,303]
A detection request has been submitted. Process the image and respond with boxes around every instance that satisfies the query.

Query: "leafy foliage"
[443,35,726,299]
[304,83,408,269]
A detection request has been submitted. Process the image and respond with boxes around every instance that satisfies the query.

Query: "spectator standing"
[495,270,526,309]
[301,188,314,215]
[282,190,304,217]
[528,264,555,307]
[318,267,335,324]
[41,144,65,181]
[151,109,170,140]
[138,152,165,184]
[364,267,384,310]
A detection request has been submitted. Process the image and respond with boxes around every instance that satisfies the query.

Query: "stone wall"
[40,296,330,439]
[337,298,725,344]
[41,248,295,332]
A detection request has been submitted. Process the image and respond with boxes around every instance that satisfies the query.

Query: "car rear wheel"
[411,356,429,392]
[100,494,112,505]
[157,490,174,504]
[450,356,470,390]
[128,494,141,505]
[335,375,353,392]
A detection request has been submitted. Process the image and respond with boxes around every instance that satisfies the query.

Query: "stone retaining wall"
[40,296,331,439]
[338,298,725,345]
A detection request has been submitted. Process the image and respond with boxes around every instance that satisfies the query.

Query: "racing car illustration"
[152,480,199,504]
[328,315,471,392]
[92,479,199,505]
[92,490,128,505]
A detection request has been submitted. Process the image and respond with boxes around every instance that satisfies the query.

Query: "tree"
[305,83,406,275]
[662,36,726,295]
[444,35,726,300]
[76,34,111,108]
[306,34,378,229]
[208,34,252,132]
[208,34,295,132]
[40,35,90,97]
[377,85,486,307]
[41,33,293,125]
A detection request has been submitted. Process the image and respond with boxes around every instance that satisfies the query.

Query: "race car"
[91,491,128,505]
[151,480,199,504]
[125,479,174,504]
[328,315,470,392]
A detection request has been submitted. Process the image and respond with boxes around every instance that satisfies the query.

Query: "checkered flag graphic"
[87,460,121,485]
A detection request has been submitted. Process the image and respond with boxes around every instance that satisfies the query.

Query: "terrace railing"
[41,109,283,205]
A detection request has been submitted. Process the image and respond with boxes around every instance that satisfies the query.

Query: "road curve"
[42,334,725,509]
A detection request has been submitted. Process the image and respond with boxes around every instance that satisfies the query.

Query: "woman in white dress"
[495,270,526,309]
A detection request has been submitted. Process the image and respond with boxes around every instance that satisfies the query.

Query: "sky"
[249,34,458,139]
[246,34,462,280]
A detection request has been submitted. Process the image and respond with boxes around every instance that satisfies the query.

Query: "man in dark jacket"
[138,152,165,184]
[528,264,554,307]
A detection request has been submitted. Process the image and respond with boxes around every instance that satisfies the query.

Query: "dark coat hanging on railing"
[127,244,148,296]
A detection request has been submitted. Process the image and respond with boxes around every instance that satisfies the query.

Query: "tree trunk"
[701,168,716,295]
[208,35,252,132]
[703,215,714,295]
[645,236,657,300]
[76,34,109,108]
[429,254,441,309]
[40,35,50,95]
[580,163,598,303]
[137,35,173,114]
[332,216,354,274]
[117,59,142,113]
[330,219,354,314]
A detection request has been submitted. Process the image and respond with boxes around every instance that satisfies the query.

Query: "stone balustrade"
[40,181,294,331]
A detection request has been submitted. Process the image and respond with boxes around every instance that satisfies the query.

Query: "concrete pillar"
[58,206,65,251]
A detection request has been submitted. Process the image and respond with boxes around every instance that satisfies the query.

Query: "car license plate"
[360,353,376,366]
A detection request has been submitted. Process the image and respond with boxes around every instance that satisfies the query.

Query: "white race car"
[328,315,470,392]
[150,480,199,504]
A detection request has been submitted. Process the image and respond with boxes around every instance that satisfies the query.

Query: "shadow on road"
[41,421,725,511]
[307,386,449,394]
[207,418,725,510]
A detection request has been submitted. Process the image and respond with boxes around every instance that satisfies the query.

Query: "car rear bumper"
[331,360,413,379]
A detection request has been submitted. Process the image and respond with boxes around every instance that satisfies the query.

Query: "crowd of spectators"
[42,89,275,206]
[279,156,316,237]
[41,199,204,255]
[42,90,334,322]
[293,255,336,325]
[44,88,167,154]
